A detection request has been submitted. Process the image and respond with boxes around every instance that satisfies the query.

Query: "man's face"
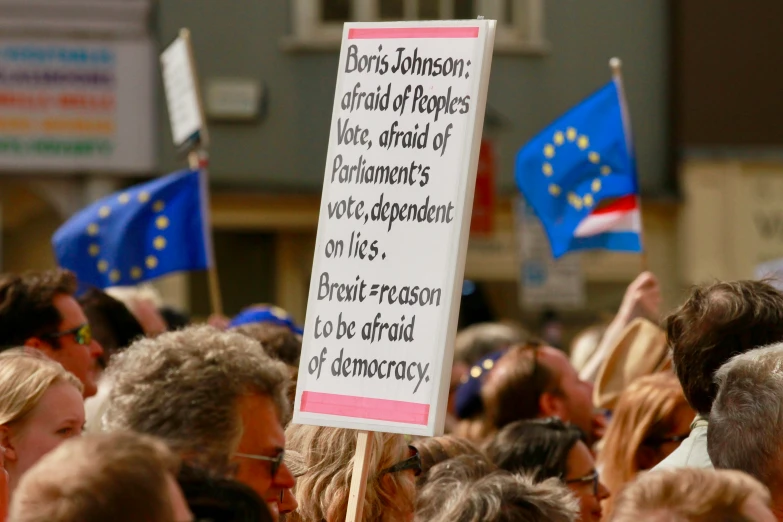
[539,346,595,439]
[32,294,103,398]
[232,394,296,521]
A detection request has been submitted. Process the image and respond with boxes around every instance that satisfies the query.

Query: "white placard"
[160,30,207,149]
[0,38,155,174]
[293,21,496,436]
[516,197,585,309]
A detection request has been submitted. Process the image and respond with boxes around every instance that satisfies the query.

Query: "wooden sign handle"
[346,430,374,522]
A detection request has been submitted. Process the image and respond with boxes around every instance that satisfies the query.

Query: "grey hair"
[419,471,578,522]
[103,325,291,469]
[415,455,496,520]
[708,342,783,484]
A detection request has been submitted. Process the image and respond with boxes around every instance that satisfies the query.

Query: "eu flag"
[515,80,640,258]
[53,169,211,288]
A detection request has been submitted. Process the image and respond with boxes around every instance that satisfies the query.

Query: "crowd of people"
[0,267,782,521]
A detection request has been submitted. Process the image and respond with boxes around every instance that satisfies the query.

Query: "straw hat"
[593,317,670,410]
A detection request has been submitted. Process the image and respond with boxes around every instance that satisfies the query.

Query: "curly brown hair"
[0,269,77,349]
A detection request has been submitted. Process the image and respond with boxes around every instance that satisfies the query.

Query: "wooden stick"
[609,57,648,273]
[346,431,374,522]
[188,150,224,316]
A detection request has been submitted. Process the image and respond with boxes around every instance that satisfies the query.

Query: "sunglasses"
[41,323,92,346]
[566,470,600,497]
[234,450,285,479]
[379,446,422,477]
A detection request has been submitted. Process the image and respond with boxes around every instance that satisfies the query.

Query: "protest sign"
[515,197,586,309]
[160,29,222,316]
[293,20,496,436]
[160,29,208,151]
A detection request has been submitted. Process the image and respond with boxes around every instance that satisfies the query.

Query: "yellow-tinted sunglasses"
[42,323,92,346]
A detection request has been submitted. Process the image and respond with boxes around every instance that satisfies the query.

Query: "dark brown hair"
[480,342,558,430]
[0,269,77,350]
[666,280,783,415]
[484,418,585,482]
[79,289,144,367]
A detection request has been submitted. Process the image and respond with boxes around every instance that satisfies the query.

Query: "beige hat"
[593,317,670,410]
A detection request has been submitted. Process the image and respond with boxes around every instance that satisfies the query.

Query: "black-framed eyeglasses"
[379,446,422,477]
[565,470,599,497]
[40,323,92,346]
[234,450,285,479]
[643,434,689,447]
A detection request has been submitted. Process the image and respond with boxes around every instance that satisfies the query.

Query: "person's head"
[285,425,417,522]
[105,284,168,337]
[178,464,274,522]
[485,418,609,522]
[481,343,595,442]
[0,269,104,397]
[8,431,192,522]
[709,342,783,509]
[410,435,489,487]
[667,280,783,416]
[598,372,694,509]
[232,322,302,367]
[0,350,84,493]
[610,468,775,522]
[420,471,579,522]
[414,455,499,521]
[451,323,524,413]
[103,325,294,519]
[78,288,144,368]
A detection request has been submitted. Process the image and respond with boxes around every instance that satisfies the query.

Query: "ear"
[23,338,53,358]
[635,445,659,471]
[0,426,18,464]
[539,391,568,421]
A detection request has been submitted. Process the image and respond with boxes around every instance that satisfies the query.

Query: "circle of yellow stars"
[542,127,614,211]
[462,356,497,384]
[87,190,169,284]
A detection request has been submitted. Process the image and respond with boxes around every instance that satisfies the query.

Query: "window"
[285,0,547,54]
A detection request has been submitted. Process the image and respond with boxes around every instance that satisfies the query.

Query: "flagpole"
[609,57,649,273]
[188,149,224,317]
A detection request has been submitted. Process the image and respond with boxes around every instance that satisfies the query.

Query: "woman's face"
[4,381,85,491]
[655,403,695,461]
[565,441,610,522]
[636,402,696,471]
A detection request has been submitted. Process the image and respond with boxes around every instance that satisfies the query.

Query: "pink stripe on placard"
[300,391,430,425]
[348,27,479,39]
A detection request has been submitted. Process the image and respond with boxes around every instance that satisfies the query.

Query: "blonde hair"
[0,349,83,426]
[598,372,689,514]
[285,425,416,522]
[9,431,179,522]
[610,468,770,522]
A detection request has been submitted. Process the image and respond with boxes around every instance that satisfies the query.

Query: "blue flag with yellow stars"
[515,79,641,258]
[52,169,211,288]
